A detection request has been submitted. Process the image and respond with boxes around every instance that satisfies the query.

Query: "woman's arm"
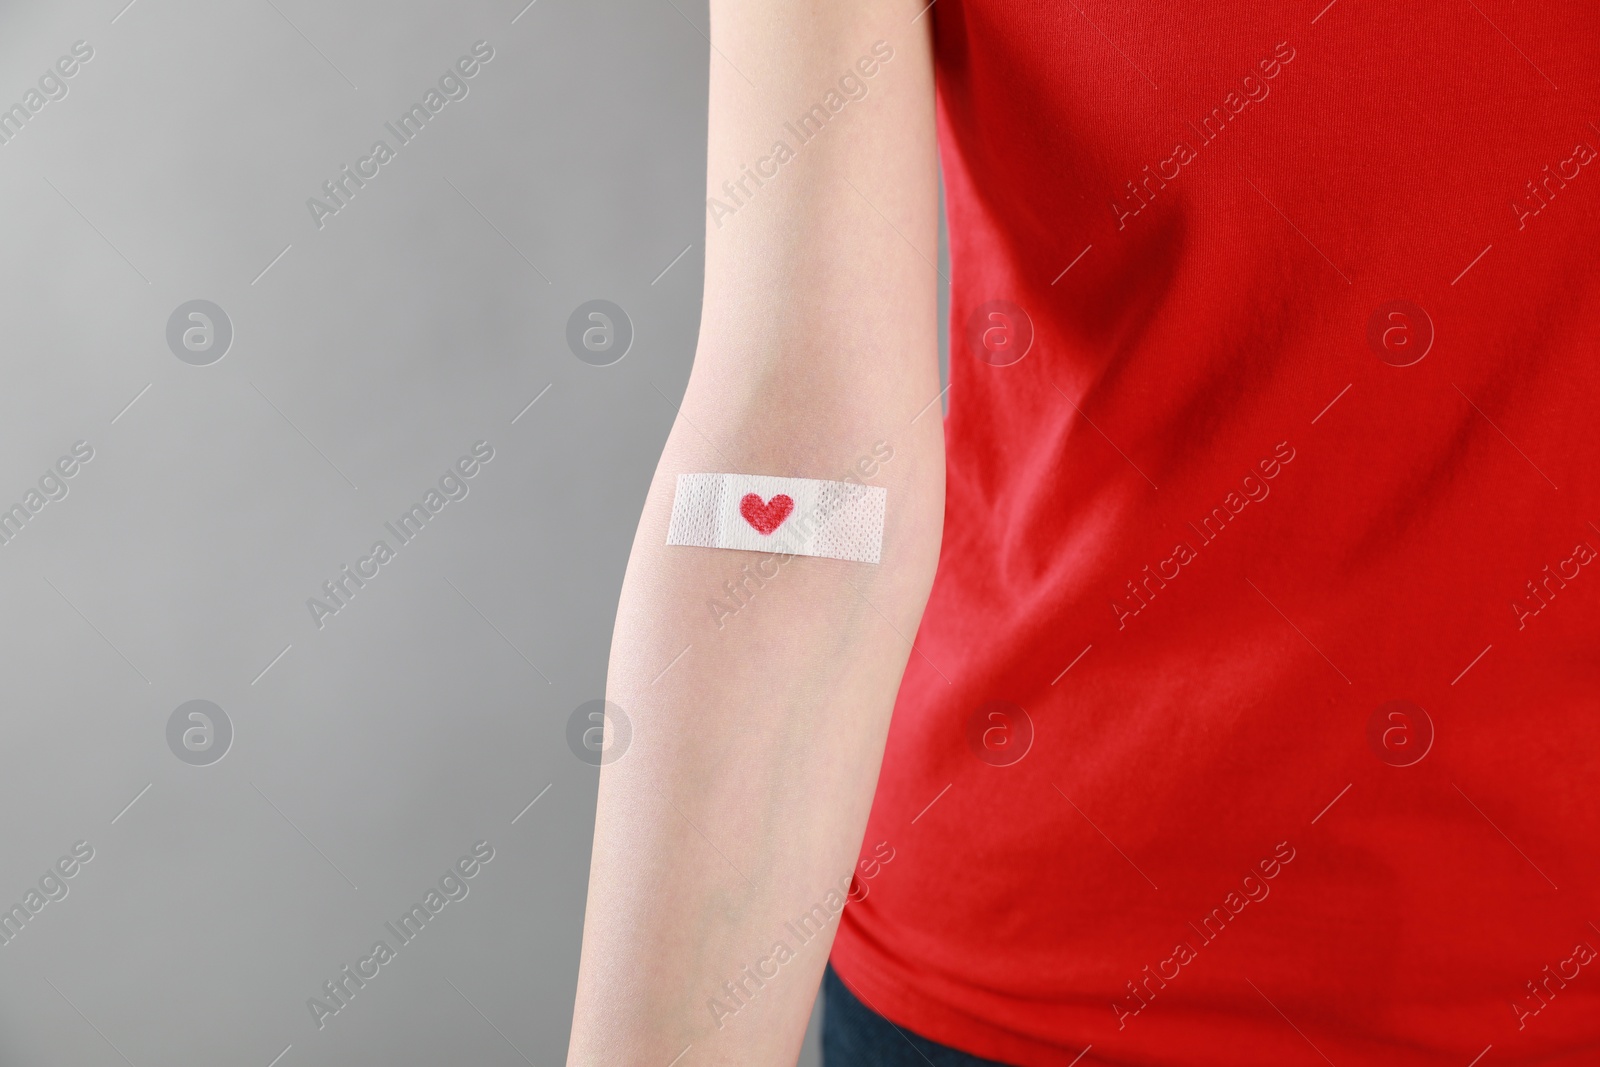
[567,1,941,1063]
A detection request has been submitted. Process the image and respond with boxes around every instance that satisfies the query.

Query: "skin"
[566,2,942,1064]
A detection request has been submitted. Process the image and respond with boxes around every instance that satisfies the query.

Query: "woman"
[569,1,1600,1063]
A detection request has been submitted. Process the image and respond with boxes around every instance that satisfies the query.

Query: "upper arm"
[693,0,941,434]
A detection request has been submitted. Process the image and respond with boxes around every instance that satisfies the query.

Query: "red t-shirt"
[830,2,1600,1064]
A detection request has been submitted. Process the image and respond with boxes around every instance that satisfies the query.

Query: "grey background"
[0,2,946,1064]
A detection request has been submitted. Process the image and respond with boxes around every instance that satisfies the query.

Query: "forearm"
[569,424,940,1065]
[567,3,940,1063]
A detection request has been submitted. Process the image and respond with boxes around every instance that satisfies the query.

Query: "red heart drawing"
[739,493,794,535]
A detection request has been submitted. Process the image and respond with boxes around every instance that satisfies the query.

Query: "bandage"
[666,473,886,563]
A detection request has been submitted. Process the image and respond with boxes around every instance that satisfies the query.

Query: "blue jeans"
[822,965,1016,1066]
